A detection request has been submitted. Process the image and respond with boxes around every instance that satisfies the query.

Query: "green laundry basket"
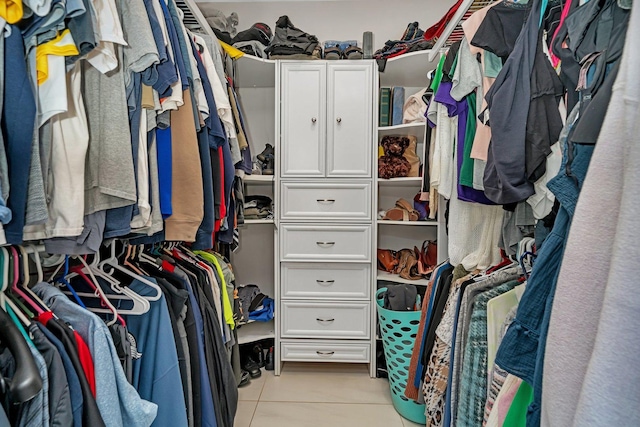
[376,288,426,424]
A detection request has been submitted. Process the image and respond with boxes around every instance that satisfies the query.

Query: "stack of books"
[378,86,405,127]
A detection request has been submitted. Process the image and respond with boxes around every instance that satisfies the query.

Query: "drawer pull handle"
[317,351,335,357]
[316,199,335,203]
[336,117,342,123]
[316,279,335,285]
[316,318,335,323]
[316,241,335,247]
[311,117,317,123]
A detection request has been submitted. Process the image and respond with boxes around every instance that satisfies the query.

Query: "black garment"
[30,324,74,427]
[44,318,106,427]
[265,16,318,56]
[552,0,630,111]
[232,23,272,46]
[483,0,546,205]
[174,258,237,427]
[108,323,133,384]
[420,266,454,367]
[471,1,530,60]
[442,41,462,83]
[525,32,564,183]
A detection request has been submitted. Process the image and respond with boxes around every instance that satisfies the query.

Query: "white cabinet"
[280,62,373,178]
[327,64,373,177]
[278,60,375,373]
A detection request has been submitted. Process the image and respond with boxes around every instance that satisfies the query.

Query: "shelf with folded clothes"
[242,219,275,225]
[376,271,430,286]
[377,219,437,226]
[237,319,276,345]
[377,177,424,186]
[378,50,440,88]
[243,175,275,184]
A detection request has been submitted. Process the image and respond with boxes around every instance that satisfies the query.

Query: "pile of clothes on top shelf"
[265,15,320,59]
[198,4,274,58]
[374,21,434,61]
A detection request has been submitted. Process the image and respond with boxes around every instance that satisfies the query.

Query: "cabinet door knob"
[316,280,335,285]
[316,199,335,203]
[316,351,335,357]
[316,241,335,247]
[336,117,342,123]
[316,318,335,323]
[311,117,317,123]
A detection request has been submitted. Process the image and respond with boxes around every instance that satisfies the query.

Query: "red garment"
[423,0,465,41]
[37,310,97,395]
[74,331,97,397]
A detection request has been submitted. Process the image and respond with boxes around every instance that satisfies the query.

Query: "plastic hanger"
[17,247,49,311]
[9,247,45,316]
[98,241,162,301]
[63,256,150,316]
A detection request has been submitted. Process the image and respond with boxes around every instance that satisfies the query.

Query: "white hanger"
[98,241,162,301]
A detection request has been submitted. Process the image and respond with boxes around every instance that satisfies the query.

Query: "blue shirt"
[125,279,188,427]
[156,126,173,218]
[33,283,158,427]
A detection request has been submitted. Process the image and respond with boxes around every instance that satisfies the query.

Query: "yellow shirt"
[218,41,244,60]
[0,0,23,24]
[36,30,79,85]
[194,250,235,329]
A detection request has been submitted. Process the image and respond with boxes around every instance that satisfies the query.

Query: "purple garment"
[434,82,495,205]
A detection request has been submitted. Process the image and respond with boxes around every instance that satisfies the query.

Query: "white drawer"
[280,225,371,262]
[281,340,371,363]
[281,263,371,300]
[280,182,371,221]
[281,301,370,339]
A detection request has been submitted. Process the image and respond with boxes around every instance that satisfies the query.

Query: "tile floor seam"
[253,400,395,406]
[248,400,259,427]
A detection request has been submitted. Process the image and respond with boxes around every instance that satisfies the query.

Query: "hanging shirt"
[33,283,158,427]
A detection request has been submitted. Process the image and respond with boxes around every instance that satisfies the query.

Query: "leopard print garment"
[423,337,451,426]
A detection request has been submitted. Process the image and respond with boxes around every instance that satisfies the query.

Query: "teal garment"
[5,303,33,345]
[456,280,520,427]
[484,51,503,78]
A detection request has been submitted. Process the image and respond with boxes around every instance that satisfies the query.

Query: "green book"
[379,87,391,127]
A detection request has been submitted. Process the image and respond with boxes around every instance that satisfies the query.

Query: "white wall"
[197,0,456,50]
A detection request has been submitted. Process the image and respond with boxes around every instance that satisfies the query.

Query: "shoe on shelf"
[252,343,265,368]
[256,143,274,163]
[239,370,251,387]
[243,357,262,378]
[251,162,262,175]
[261,157,274,175]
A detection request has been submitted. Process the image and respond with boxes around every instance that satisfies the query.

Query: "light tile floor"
[235,363,423,427]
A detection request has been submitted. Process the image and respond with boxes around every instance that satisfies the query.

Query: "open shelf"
[376,271,430,286]
[377,177,424,186]
[244,175,275,184]
[242,219,275,225]
[235,55,276,88]
[378,122,426,133]
[378,50,440,88]
[377,220,437,226]
[237,319,275,345]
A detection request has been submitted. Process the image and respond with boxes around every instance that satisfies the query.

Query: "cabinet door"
[327,63,373,177]
[280,63,326,177]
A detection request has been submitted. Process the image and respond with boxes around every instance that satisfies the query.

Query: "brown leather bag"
[403,135,420,177]
[377,249,398,272]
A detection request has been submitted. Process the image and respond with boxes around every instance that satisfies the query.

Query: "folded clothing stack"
[374,21,433,60]
[265,15,320,59]
[236,284,274,323]
[244,195,273,220]
[233,23,273,58]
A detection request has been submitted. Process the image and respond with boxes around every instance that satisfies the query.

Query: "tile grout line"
[248,400,260,427]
